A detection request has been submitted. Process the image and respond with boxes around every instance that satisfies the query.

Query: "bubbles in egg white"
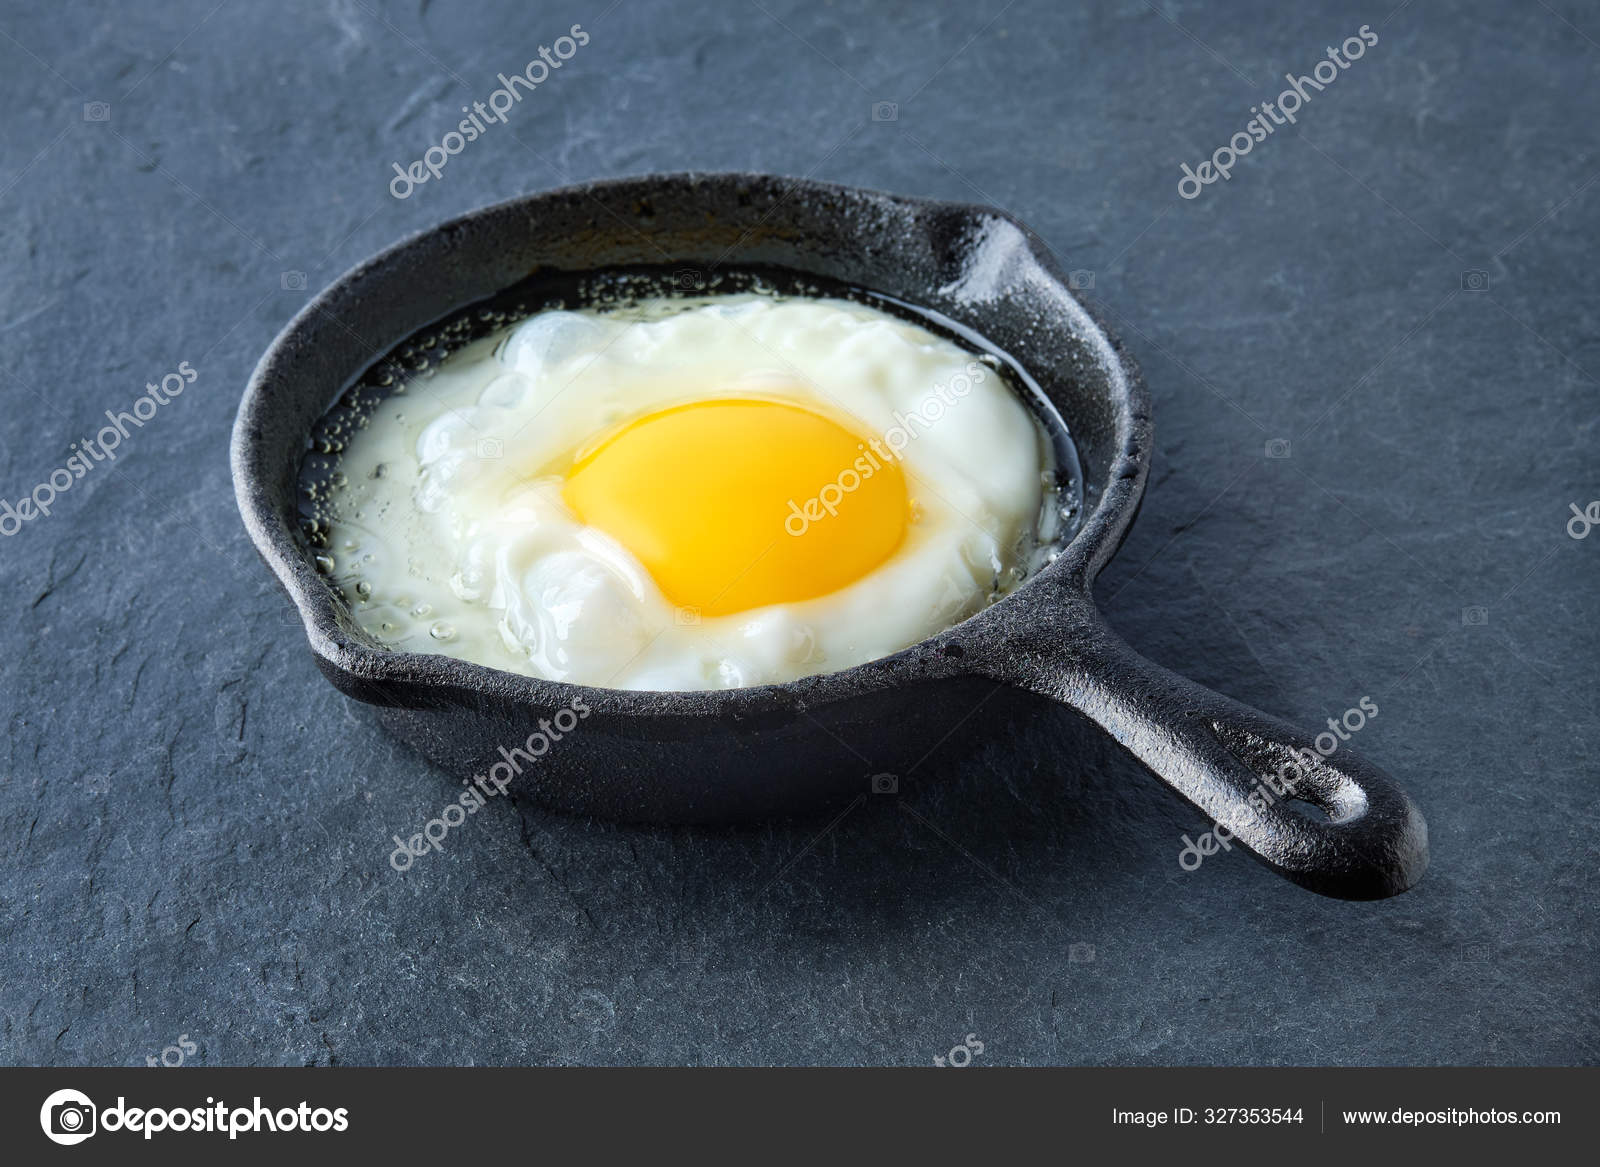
[323,294,1054,690]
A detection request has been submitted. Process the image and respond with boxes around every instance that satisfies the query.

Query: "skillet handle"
[983,588,1428,899]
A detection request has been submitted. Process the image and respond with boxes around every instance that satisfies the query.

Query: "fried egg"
[321,293,1058,690]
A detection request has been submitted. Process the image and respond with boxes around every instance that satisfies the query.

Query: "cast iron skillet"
[232,172,1428,900]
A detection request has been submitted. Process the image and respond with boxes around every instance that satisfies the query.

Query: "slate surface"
[1,0,1595,1067]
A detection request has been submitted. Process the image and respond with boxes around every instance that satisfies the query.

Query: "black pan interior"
[295,264,1089,635]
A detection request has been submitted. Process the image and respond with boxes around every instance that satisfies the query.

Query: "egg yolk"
[563,398,908,617]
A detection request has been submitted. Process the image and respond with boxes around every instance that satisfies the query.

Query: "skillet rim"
[230,171,1153,719]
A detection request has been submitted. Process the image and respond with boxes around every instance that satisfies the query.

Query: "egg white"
[323,294,1055,690]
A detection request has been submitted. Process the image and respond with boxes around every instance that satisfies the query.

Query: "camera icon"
[83,101,110,122]
[40,1089,97,1145]
[869,772,898,794]
[675,605,701,626]
[51,1101,94,1136]
[1068,269,1095,291]
[1461,606,1489,626]
[1264,438,1292,459]
[673,268,704,292]
[281,270,308,291]
[1461,269,1490,292]
[1068,942,1096,963]
[871,101,899,122]
[476,437,504,459]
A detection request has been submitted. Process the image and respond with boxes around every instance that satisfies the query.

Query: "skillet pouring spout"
[977,581,1429,900]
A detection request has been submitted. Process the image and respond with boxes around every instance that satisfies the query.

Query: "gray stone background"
[2,0,1595,1066]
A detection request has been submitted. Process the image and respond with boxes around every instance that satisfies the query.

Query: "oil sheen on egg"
[323,293,1057,690]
